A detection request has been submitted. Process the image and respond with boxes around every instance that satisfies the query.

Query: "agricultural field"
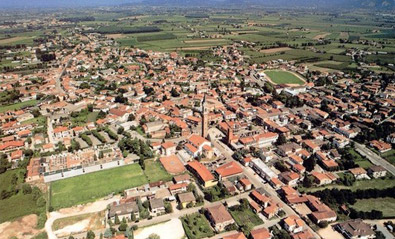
[264,70,306,85]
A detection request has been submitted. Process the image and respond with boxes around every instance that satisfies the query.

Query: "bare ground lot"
[260,47,292,54]
[0,214,42,239]
[0,36,31,45]
[313,32,331,40]
[106,34,125,39]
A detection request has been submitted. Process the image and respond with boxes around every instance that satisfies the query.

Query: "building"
[202,94,209,138]
[283,215,305,233]
[215,161,243,181]
[250,227,272,239]
[336,220,375,239]
[108,201,139,222]
[251,158,277,180]
[184,134,214,158]
[178,192,196,208]
[205,204,235,232]
[349,167,369,180]
[367,165,387,179]
[222,232,247,239]
[187,160,217,188]
[149,198,165,214]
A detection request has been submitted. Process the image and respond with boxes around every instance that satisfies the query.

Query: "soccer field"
[264,70,305,85]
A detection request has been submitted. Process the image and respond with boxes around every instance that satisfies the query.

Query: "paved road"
[364,220,394,239]
[354,142,395,176]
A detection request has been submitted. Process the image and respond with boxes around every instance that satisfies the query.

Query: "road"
[364,220,394,239]
[209,131,322,239]
[354,142,395,176]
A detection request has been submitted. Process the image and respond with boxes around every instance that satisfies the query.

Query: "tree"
[148,234,160,239]
[87,104,94,112]
[22,184,32,194]
[87,230,95,239]
[303,155,316,172]
[68,236,75,239]
[128,114,135,121]
[103,229,113,238]
[277,134,287,145]
[117,127,125,134]
[302,175,313,188]
[114,214,121,224]
[119,222,128,231]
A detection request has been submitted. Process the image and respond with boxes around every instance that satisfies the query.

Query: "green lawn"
[351,197,395,218]
[229,205,263,232]
[143,159,172,183]
[0,100,39,113]
[50,164,148,209]
[381,149,395,166]
[21,116,47,126]
[264,70,305,85]
[301,178,395,193]
[181,213,215,239]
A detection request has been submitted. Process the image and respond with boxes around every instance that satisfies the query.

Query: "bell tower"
[201,94,209,139]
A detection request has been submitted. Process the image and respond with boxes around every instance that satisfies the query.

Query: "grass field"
[264,70,305,85]
[143,159,172,183]
[381,149,395,166]
[351,197,395,218]
[50,164,148,209]
[0,100,39,113]
[181,213,215,239]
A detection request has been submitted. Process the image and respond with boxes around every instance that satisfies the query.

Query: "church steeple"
[201,93,209,139]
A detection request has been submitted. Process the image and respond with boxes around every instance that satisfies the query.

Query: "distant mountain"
[0,0,393,10]
[140,0,394,10]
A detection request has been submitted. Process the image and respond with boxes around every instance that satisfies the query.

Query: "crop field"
[264,70,305,85]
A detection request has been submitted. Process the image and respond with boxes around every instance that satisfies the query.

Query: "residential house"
[149,198,165,214]
[178,192,196,208]
[205,204,235,232]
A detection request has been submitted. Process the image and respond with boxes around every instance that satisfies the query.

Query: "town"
[0,3,394,239]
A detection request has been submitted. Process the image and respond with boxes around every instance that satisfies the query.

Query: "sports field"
[50,164,148,209]
[264,70,305,85]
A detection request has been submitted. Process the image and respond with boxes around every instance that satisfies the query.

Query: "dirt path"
[45,196,120,239]
[260,47,292,54]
